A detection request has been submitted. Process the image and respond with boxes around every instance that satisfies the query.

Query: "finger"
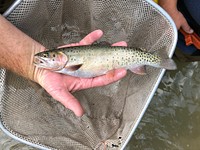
[59,38,127,48]
[79,68,127,90]
[79,29,103,45]
[57,29,103,48]
[58,43,80,48]
[181,17,193,34]
[181,23,193,34]
[52,89,84,116]
[112,41,127,47]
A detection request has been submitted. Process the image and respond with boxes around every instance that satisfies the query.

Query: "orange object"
[180,28,200,49]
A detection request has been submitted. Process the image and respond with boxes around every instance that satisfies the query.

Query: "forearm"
[158,0,178,12]
[0,15,45,81]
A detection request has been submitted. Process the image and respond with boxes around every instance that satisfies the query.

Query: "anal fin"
[129,66,147,75]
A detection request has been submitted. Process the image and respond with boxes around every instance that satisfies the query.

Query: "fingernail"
[96,29,103,36]
[189,29,194,34]
[75,109,84,117]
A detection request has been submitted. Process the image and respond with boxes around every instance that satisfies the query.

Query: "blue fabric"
[177,0,200,55]
[183,0,200,25]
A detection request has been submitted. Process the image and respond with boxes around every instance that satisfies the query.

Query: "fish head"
[34,51,68,71]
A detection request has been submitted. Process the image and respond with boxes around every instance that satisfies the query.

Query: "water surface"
[126,60,200,150]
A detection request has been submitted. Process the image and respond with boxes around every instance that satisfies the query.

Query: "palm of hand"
[37,30,127,116]
[39,70,84,116]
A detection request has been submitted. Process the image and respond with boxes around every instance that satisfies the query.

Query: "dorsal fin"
[139,47,147,52]
[92,41,111,46]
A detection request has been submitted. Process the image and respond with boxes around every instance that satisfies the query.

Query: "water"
[0,131,35,150]
[1,60,200,150]
[126,60,200,150]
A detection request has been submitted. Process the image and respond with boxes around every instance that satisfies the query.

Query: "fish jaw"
[33,51,68,71]
[33,56,59,70]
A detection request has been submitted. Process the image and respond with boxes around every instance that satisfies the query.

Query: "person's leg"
[0,0,14,14]
[175,0,200,61]
[177,0,200,34]
[183,0,200,25]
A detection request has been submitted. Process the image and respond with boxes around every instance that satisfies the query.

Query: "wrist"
[0,15,46,82]
[28,43,46,82]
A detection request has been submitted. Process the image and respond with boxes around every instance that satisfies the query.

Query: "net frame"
[0,0,177,149]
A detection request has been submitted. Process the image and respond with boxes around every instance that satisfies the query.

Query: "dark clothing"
[177,0,200,56]
[0,0,14,14]
[184,0,200,25]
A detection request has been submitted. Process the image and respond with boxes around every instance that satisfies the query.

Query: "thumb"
[52,89,84,117]
[181,19,193,34]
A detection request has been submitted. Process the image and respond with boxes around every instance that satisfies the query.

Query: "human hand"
[158,0,193,34]
[169,9,193,34]
[34,30,127,116]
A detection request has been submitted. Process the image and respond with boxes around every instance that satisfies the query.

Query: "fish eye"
[43,53,49,58]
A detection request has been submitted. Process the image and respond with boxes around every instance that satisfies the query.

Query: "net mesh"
[0,0,176,149]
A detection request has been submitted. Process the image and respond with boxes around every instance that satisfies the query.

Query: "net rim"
[0,119,51,150]
[2,0,22,17]
[120,0,177,149]
[0,0,178,149]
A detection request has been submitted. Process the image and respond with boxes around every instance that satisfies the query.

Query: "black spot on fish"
[111,144,119,148]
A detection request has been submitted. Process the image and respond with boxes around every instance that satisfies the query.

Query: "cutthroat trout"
[34,45,176,78]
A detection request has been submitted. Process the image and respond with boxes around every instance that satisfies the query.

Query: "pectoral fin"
[129,66,147,75]
[65,64,83,71]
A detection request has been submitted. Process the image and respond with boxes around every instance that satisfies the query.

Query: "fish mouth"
[33,56,63,71]
[33,56,49,68]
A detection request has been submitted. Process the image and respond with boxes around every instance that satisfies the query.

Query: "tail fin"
[154,49,177,70]
[160,58,177,70]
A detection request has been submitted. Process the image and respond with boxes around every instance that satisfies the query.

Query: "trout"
[34,45,176,78]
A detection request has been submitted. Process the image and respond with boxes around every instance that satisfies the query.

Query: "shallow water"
[0,131,35,150]
[1,60,200,150]
[126,60,200,150]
